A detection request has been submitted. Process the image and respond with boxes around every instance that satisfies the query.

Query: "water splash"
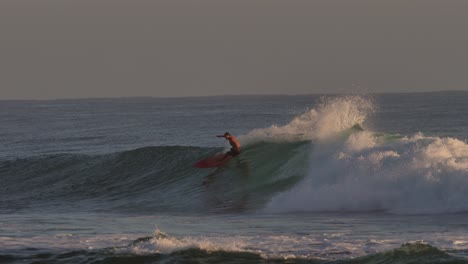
[240,96,374,144]
[265,131,468,214]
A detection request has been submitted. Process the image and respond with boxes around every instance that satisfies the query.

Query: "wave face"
[0,142,309,213]
[2,96,468,214]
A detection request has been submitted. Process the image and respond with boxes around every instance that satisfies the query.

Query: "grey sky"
[1,0,467,99]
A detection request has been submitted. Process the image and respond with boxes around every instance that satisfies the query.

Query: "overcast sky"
[1,0,467,99]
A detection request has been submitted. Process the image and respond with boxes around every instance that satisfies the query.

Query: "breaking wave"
[3,234,466,264]
[2,96,468,214]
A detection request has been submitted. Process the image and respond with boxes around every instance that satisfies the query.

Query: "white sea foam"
[123,230,372,259]
[2,224,468,260]
[124,229,248,255]
[121,227,468,260]
[239,96,373,144]
[260,98,468,214]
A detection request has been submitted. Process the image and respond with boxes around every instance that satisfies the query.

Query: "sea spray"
[239,96,374,144]
[264,132,468,214]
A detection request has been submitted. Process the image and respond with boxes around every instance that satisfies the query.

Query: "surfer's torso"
[228,137,241,154]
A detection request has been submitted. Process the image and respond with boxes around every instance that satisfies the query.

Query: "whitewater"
[1,93,468,263]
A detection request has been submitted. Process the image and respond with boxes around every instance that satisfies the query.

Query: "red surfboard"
[194,154,233,168]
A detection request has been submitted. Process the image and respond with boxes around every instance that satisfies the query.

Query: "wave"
[110,239,468,263]
[2,96,468,214]
[121,236,467,263]
[240,95,468,215]
[265,132,468,214]
[0,142,309,213]
[2,238,466,264]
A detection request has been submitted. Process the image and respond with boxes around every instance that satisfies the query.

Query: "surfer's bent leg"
[220,149,240,160]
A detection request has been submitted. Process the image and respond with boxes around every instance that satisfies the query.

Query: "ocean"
[1,92,468,263]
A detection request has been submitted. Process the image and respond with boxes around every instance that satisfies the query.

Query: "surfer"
[217,132,241,159]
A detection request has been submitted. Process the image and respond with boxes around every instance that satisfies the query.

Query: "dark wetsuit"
[227,147,240,157]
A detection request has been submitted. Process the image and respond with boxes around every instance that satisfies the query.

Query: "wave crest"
[240,96,373,144]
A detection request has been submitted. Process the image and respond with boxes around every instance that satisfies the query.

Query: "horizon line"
[0,90,466,102]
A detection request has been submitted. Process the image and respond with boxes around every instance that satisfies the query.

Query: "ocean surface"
[1,92,468,263]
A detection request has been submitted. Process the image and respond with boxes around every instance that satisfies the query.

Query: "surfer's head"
[224,132,231,139]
